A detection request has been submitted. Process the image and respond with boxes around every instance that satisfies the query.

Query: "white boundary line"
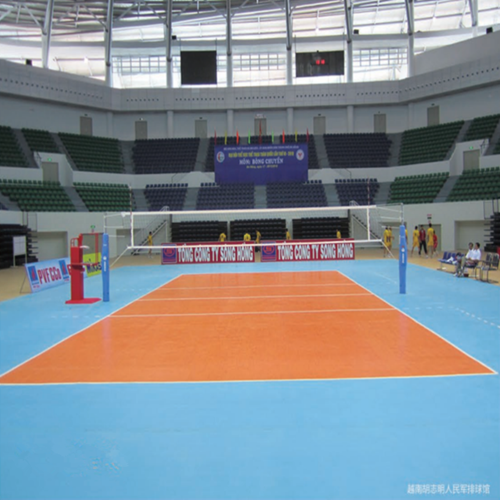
[337,271,498,376]
[0,274,184,380]
[0,372,494,387]
[113,308,395,318]
[153,282,358,291]
[139,293,372,302]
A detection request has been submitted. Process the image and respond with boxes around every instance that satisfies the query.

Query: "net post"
[399,224,407,294]
[102,233,110,302]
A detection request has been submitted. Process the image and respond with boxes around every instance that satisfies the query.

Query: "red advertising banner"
[162,240,355,265]
[261,239,355,262]
[162,242,255,265]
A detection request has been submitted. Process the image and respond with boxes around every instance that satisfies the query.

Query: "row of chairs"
[438,251,499,282]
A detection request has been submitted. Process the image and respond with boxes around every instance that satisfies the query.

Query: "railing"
[131,206,171,254]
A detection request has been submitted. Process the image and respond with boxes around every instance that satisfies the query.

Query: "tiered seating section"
[399,122,463,165]
[293,217,350,239]
[389,172,448,205]
[205,137,238,172]
[196,183,254,210]
[284,135,318,169]
[22,128,59,153]
[266,181,327,208]
[59,133,124,173]
[335,178,379,206]
[0,126,28,167]
[230,218,286,241]
[144,184,187,211]
[171,220,228,242]
[133,138,200,174]
[74,183,134,212]
[447,167,500,202]
[324,133,391,169]
[0,224,37,269]
[0,180,75,212]
[485,212,500,253]
[464,114,500,141]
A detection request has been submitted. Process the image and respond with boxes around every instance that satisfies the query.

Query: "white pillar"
[346,41,353,83]
[347,105,354,133]
[167,111,174,138]
[287,107,294,134]
[227,109,234,136]
[407,34,415,78]
[407,103,414,130]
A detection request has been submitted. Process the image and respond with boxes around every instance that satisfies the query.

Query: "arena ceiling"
[0,0,499,81]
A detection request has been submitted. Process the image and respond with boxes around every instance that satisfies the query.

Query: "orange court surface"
[0,270,493,385]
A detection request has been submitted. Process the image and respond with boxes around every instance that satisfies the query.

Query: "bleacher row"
[1,168,500,212]
[0,113,499,174]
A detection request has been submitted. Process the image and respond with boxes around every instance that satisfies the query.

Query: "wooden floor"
[1,248,498,303]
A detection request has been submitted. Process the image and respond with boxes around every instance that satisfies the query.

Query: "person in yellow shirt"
[427,223,435,258]
[147,231,153,259]
[411,225,419,257]
[255,230,261,253]
[383,226,392,258]
[336,229,341,239]
[243,233,251,242]
[219,232,227,242]
[285,228,291,241]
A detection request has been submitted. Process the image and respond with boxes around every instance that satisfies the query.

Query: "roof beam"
[42,0,55,68]
[405,0,414,76]
[105,0,114,86]
[285,0,293,84]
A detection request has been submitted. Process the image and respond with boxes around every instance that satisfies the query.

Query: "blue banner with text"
[214,144,308,185]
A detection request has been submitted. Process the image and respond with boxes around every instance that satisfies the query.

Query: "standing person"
[336,228,341,239]
[411,225,419,257]
[418,225,427,257]
[147,231,153,259]
[219,232,227,242]
[255,229,261,252]
[427,223,435,258]
[383,226,392,258]
[433,232,438,254]
[285,228,291,241]
[243,232,251,242]
[455,242,474,277]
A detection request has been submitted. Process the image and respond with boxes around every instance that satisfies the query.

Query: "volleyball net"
[103,204,403,262]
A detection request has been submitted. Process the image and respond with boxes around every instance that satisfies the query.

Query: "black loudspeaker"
[486,27,493,34]
[353,29,359,35]
[172,35,177,40]
[25,59,32,66]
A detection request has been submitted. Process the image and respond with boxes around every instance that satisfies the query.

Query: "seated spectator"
[455,242,481,277]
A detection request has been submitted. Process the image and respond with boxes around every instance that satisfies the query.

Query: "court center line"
[113,307,395,318]
[139,293,372,301]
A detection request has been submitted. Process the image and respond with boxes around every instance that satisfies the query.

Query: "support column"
[287,107,294,134]
[405,0,415,77]
[167,110,174,138]
[347,105,354,133]
[106,111,114,138]
[468,0,478,37]
[226,0,233,87]
[227,109,234,136]
[165,0,173,88]
[104,0,114,87]
[285,0,293,85]
[344,0,353,83]
[407,103,414,130]
[41,0,55,69]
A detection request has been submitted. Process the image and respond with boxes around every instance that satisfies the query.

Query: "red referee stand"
[65,238,101,305]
